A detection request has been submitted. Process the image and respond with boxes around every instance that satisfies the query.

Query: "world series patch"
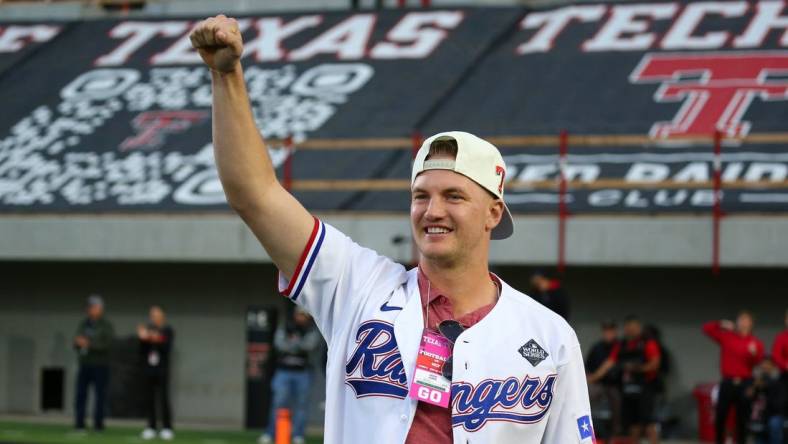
[518,339,548,366]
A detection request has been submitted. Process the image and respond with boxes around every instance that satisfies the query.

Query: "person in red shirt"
[588,315,661,444]
[773,310,788,376]
[772,310,788,418]
[703,311,765,444]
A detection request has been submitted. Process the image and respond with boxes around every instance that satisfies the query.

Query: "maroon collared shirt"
[404,271,499,444]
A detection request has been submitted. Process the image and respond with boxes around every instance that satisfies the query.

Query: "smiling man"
[191,14,591,444]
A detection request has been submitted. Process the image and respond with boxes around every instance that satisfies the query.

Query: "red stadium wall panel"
[0,2,786,214]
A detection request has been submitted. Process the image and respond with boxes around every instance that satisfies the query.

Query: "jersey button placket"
[455,338,469,376]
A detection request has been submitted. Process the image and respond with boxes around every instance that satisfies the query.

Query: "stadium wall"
[1,214,787,266]
[1,1,787,437]
[0,261,324,426]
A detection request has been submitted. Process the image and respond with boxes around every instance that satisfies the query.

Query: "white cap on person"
[411,131,514,240]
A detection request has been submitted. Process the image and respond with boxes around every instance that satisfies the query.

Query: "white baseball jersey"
[279,218,593,444]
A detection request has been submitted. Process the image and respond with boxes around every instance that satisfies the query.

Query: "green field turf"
[0,422,322,444]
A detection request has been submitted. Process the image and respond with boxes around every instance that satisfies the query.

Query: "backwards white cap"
[411,131,514,240]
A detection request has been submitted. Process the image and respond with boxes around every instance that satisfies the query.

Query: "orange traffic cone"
[275,408,292,444]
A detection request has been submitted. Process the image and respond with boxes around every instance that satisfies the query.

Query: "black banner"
[0,23,63,75]
[0,10,517,212]
[420,2,788,213]
[0,3,786,214]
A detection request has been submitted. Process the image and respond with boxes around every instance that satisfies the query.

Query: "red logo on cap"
[496,166,506,194]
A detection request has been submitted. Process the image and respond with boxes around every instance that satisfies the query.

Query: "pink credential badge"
[409,330,452,408]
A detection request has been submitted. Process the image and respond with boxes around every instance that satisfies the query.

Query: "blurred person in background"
[643,324,672,392]
[529,270,570,321]
[703,311,765,444]
[259,306,321,444]
[644,323,678,435]
[588,315,661,444]
[138,306,175,441]
[771,309,788,397]
[771,310,788,440]
[751,357,785,444]
[73,294,115,431]
[585,320,623,438]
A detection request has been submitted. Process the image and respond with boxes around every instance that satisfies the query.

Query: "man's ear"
[487,198,504,232]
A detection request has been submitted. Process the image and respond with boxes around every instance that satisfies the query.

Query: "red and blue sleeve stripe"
[281,217,325,302]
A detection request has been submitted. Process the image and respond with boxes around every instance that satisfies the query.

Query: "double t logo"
[630,52,788,139]
[121,110,208,150]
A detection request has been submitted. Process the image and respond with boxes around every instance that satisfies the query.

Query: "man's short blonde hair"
[425,139,458,160]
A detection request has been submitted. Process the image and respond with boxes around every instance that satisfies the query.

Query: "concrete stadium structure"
[1,213,787,436]
[0,0,787,439]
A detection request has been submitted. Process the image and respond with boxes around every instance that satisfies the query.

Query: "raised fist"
[720,320,735,331]
[190,15,243,73]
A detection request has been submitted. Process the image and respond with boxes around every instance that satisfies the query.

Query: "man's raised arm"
[190,15,314,278]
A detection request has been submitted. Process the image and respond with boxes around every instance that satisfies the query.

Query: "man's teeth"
[426,227,450,234]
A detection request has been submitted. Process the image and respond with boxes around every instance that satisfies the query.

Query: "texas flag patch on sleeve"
[577,415,594,441]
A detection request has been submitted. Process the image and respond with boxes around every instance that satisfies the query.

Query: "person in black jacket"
[752,357,785,444]
[138,306,175,441]
[259,307,321,444]
[589,316,662,444]
[529,270,570,321]
[586,320,623,438]
[74,294,115,431]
